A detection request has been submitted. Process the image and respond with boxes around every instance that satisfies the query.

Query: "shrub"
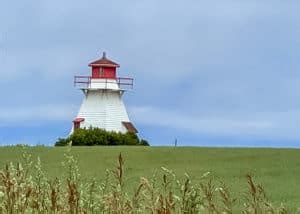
[55,128,150,146]
[55,138,69,146]
[139,139,150,146]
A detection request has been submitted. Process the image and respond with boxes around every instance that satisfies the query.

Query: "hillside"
[0,146,299,211]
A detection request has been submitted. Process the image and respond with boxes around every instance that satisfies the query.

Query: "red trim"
[122,122,138,133]
[73,118,85,123]
[73,118,84,130]
[89,63,119,68]
[88,58,119,67]
[88,52,120,67]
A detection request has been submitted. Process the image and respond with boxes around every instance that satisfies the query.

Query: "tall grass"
[0,150,293,213]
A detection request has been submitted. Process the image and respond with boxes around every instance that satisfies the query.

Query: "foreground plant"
[0,151,291,213]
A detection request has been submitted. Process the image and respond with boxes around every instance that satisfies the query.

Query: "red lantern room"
[89,52,120,79]
[74,52,133,90]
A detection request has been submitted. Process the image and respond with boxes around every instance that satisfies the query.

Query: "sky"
[0,0,300,147]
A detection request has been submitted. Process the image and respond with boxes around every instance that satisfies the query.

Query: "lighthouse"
[71,52,137,134]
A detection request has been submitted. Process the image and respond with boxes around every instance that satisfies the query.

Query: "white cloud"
[1,0,300,145]
[1,102,300,142]
[128,106,300,140]
[0,104,77,126]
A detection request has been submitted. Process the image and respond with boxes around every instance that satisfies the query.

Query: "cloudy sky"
[0,0,300,147]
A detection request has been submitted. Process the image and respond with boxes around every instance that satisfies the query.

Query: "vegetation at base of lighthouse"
[55,128,149,146]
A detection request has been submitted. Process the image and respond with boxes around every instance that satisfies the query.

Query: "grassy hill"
[0,146,299,211]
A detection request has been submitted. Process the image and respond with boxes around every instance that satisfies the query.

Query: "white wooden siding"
[72,89,130,134]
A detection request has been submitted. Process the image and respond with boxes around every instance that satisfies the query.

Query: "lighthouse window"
[99,68,104,77]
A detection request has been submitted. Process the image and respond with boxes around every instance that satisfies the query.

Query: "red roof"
[122,122,138,133]
[89,52,120,67]
[73,118,85,123]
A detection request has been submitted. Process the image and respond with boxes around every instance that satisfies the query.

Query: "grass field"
[0,146,299,211]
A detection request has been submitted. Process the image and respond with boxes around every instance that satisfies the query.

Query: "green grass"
[0,146,299,211]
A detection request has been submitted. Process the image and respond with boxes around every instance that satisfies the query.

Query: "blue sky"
[1,0,300,147]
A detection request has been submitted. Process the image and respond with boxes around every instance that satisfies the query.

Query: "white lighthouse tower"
[71,52,137,134]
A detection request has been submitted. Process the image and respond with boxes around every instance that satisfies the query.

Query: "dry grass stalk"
[0,151,292,213]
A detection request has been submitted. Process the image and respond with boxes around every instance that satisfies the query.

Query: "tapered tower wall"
[74,90,130,133]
